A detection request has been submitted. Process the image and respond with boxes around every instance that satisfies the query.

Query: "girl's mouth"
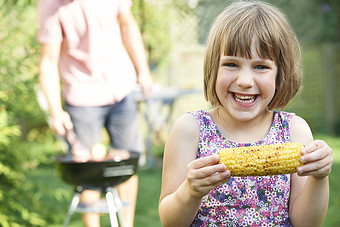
[233,93,257,104]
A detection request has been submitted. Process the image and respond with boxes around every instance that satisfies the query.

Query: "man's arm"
[118,9,153,97]
[39,43,73,136]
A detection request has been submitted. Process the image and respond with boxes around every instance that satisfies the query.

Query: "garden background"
[0,0,339,226]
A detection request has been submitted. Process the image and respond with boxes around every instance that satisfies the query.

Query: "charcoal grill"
[55,151,140,227]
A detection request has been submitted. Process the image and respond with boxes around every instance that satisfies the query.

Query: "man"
[37,0,153,226]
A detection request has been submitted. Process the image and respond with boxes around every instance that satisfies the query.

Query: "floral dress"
[190,110,295,227]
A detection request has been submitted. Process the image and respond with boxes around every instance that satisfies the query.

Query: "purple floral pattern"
[190,110,295,227]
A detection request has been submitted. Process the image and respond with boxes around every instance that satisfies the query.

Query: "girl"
[159,1,333,226]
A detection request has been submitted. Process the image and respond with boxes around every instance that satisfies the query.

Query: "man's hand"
[51,110,73,137]
[138,72,154,99]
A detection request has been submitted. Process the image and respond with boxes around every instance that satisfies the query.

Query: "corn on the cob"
[218,143,304,176]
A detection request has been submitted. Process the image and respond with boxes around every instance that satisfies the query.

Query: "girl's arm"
[159,114,230,227]
[289,115,333,227]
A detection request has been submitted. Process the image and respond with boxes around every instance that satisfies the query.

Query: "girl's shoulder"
[289,113,313,144]
[170,113,201,140]
[189,109,213,126]
[275,111,313,145]
[273,110,299,129]
[275,110,309,129]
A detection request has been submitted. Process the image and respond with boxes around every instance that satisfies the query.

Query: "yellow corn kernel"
[218,143,304,176]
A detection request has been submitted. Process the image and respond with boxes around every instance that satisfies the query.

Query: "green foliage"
[0,108,21,147]
[0,0,54,226]
[132,0,172,70]
[0,130,48,226]
[270,0,339,43]
[196,0,339,44]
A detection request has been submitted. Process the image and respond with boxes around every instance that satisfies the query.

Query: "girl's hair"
[204,1,302,109]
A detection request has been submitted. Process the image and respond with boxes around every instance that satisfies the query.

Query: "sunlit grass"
[315,134,340,162]
[28,164,162,227]
[315,134,340,227]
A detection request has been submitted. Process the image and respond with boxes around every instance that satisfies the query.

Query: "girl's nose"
[236,69,254,88]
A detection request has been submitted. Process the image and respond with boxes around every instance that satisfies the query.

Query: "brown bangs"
[221,5,281,64]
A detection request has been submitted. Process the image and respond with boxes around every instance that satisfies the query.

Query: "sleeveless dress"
[190,110,295,227]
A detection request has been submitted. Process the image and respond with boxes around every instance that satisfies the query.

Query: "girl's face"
[216,39,278,122]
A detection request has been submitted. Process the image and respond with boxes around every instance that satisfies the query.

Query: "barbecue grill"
[55,151,140,227]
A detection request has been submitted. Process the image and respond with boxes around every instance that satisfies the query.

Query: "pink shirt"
[37,0,137,106]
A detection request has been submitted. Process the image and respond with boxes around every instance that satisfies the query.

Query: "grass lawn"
[28,164,162,227]
[28,134,339,226]
[315,135,340,227]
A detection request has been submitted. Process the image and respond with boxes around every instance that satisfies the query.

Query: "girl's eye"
[224,63,237,67]
[255,65,269,70]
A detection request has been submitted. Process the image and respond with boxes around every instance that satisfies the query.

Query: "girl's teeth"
[233,94,256,103]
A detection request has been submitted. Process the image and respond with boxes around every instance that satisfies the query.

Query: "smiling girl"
[159,1,333,226]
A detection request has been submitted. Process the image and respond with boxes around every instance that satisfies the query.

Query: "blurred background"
[0,0,339,226]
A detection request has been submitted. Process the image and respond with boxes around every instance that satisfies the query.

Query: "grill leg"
[106,189,119,227]
[63,191,81,227]
[106,187,126,227]
[111,187,125,227]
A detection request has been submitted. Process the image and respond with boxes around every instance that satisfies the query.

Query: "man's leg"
[80,190,102,227]
[106,93,145,227]
[117,175,138,227]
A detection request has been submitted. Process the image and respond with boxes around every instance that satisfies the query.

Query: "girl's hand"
[185,154,230,198]
[297,140,333,178]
